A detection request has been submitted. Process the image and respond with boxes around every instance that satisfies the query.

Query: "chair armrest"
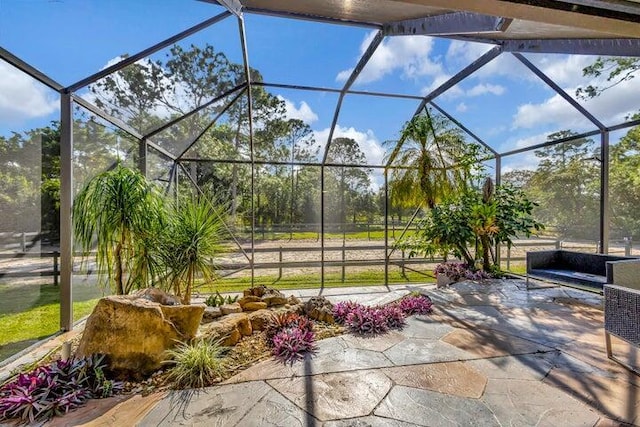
[526,250,558,273]
[607,259,640,289]
[604,284,640,346]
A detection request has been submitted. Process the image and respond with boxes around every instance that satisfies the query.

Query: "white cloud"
[276,95,318,124]
[0,61,58,124]
[313,124,385,166]
[467,83,505,97]
[337,31,443,85]
[456,102,468,113]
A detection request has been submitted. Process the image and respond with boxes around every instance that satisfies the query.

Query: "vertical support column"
[384,169,389,286]
[59,93,74,332]
[138,138,147,177]
[320,166,325,288]
[495,155,501,266]
[237,15,255,285]
[600,130,610,254]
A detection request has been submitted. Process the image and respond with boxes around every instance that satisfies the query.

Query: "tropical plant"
[159,196,228,305]
[163,339,227,389]
[0,354,121,424]
[386,109,486,209]
[345,305,390,335]
[396,294,434,315]
[271,326,316,364]
[265,313,314,344]
[205,292,238,307]
[72,164,164,295]
[403,183,543,271]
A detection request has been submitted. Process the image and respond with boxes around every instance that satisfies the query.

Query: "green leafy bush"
[205,292,238,307]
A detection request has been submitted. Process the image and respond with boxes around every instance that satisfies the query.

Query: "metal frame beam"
[322,30,385,164]
[429,101,497,155]
[71,94,177,161]
[0,47,64,92]
[384,11,510,36]
[501,129,601,157]
[513,53,604,130]
[65,12,232,92]
[199,0,243,17]
[600,130,610,254]
[238,16,256,286]
[501,38,640,57]
[175,87,248,159]
[144,83,247,140]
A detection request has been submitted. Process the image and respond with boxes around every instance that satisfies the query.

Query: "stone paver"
[481,378,601,426]
[267,370,392,421]
[441,327,554,358]
[16,280,636,426]
[383,361,487,398]
[140,381,271,426]
[375,385,500,426]
[383,337,474,365]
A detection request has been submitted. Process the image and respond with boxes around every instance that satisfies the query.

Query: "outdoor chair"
[604,282,640,374]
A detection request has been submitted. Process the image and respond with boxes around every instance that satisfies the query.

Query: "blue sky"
[1,0,638,175]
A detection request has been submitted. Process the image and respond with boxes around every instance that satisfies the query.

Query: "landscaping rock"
[202,306,223,323]
[263,295,288,307]
[243,301,268,311]
[248,309,274,331]
[238,296,262,308]
[304,296,335,324]
[221,302,243,315]
[287,295,301,305]
[244,285,268,297]
[76,295,204,378]
[199,313,252,346]
[132,288,181,306]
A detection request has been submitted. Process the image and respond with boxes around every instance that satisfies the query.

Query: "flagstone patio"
[22,280,640,426]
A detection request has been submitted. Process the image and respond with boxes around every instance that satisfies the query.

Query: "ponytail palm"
[73,165,164,295]
[387,110,483,209]
[160,196,227,305]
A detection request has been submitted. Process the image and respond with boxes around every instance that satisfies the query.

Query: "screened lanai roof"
[230,0,640,44]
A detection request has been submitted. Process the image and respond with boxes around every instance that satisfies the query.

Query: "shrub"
[379,305,407,329]
[164,339,227,389]
[0,354,121,424]
[434,262,469,281]
[345,306,389,335]
[271,327,317,364]
[265,313,313,344]
[397,295,433,315]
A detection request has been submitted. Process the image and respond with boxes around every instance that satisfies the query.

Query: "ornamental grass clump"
[164,339,227,389]
[0,354,121,424]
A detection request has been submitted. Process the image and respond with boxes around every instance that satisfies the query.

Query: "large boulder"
[76,292,205,379]
[248,309,274,331]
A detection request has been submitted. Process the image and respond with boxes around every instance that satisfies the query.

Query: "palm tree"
[73,165,164,295]
[159,195,227,304]
[386,109,482,209]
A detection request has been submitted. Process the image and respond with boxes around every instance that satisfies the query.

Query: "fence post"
[555,240,561,250]
[53,251,59,286]
[625,237,632,256]
[341,240,346,282]
[506,245,511,271]
[401,249,406,276]
[367,224,370,241]
[21,232,26,253]
[278,246,283,281]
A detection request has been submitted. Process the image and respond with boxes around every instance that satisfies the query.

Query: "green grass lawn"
[0,283,102,362]
[196,268,435,294]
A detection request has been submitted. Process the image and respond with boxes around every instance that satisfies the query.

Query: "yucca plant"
[159,195,227,304]
[73,165,165,295]
[164,339,227,389]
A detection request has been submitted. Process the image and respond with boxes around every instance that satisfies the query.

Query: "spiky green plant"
[164,339,227,389]
[72,165,164,295]
[159,196,227,304]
